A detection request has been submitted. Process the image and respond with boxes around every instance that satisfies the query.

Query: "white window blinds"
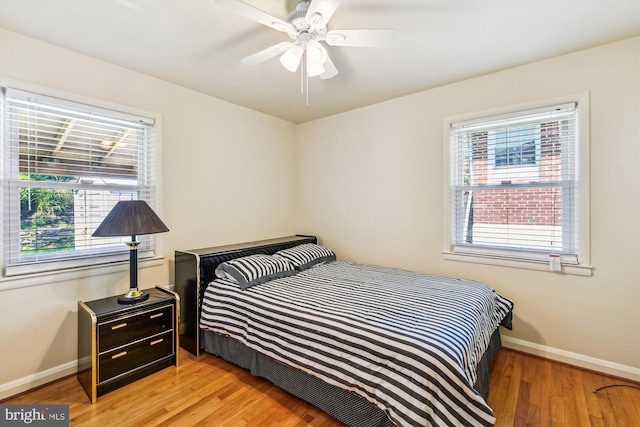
[448,102,579,264]
[1,87,158,276]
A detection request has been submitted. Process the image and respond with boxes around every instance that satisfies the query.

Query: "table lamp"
[92,200,169,304]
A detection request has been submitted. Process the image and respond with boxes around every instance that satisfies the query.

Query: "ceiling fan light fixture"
[306,54,326,77]
[306,40,328,66]
[280,44,304,72]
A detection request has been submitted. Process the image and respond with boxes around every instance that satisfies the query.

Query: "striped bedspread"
[200,261,513,427]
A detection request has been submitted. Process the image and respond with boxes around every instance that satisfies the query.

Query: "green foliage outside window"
[19,174,75,255]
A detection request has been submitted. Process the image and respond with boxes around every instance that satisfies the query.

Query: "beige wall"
[297,37,640,379]
[0,27,638,399]
[0,29,297,398]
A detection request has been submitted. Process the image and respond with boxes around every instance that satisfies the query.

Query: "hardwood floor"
[487,349,640,427]
[3,348,639,426]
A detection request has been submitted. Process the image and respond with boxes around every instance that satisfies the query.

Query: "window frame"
[0,78,164,282]
[442,93,592,276]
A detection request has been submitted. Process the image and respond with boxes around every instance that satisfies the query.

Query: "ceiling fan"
[215,0,395,80]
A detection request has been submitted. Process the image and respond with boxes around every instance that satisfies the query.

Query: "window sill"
[442,251,593,277]
[0,256,165,292]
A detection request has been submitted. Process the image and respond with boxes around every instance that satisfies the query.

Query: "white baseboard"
[1,338,638,400]
[0,361,77,401]
[502,336,640,382]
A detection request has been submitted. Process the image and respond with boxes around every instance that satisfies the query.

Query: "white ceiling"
[1,0,638,123]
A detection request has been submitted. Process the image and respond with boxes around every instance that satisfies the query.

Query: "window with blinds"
[447,101,584,267]
[1,87,159,276]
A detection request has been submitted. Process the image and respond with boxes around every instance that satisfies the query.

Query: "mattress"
[200,260,513,426]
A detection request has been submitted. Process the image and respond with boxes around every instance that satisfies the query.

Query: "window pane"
[20,185,75,257]
[19,184,138,262]
[460,186,566,252]
[12,105,142,180]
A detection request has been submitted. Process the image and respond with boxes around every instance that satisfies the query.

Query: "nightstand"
[77,287,179,403]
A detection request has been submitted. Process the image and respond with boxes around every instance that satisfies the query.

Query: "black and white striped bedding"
[200,261,513,427]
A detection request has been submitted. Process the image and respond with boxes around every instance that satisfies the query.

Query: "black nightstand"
[77,287,179,403]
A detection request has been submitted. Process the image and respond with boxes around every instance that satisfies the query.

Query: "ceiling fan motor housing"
[286,1,327,45]
[290,1,324,28]
[288,1,309,25]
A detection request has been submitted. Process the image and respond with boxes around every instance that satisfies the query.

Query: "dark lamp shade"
[92,200,169,237]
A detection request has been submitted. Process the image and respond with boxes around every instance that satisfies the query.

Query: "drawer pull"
[111,323,127,330]
[111,351,127,359]
[150,338,164,346]
[149,313,163,319]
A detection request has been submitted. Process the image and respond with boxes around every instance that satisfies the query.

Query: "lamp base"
[118,288,150,304]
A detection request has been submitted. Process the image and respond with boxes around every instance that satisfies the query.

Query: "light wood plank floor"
[3,348,639,426]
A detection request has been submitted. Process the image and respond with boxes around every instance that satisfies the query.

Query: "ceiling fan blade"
[215,0,294,33]
[319,56,339,80]
[305,0,342,29]
[325,29,396,48]
[241,42,292,65]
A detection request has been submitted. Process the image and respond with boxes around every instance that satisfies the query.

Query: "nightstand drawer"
[98,330,173,382]
[98,304,173,351]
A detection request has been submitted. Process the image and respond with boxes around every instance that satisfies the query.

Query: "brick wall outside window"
[469,121,563,228]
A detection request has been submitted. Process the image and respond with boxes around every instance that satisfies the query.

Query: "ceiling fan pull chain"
[306,65,310,107]
[300,59,304,94]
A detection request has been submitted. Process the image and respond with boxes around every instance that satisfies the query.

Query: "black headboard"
[174,235,317,356]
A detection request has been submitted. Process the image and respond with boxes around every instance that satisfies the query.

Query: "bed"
[174,235,513,427]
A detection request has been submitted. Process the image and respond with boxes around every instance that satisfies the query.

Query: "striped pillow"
[274,243,336,271]
[217,254,295,290]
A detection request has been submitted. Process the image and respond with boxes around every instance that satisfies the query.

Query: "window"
[444,96,591,275]
[1,87,160,276]
[488,125,540,184]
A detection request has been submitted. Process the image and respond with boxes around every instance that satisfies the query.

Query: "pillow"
[274,243,336,271]
[215,254,295,290]
[214,264,239,283]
